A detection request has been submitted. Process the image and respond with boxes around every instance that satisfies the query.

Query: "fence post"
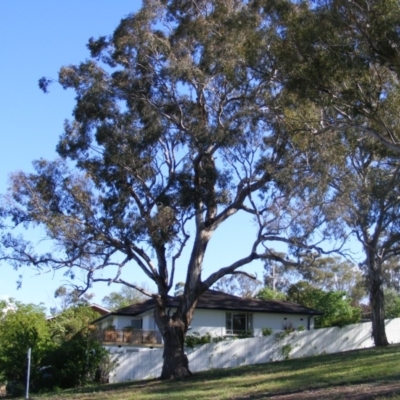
[25,348,31,400]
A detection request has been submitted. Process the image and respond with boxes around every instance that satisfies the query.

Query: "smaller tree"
[51,285,94,315]
[382,258,400,292]
[0,300,51,387]
[212,272,262,298]
[256,287,287,301]
[287,282,361,328]
[263,257,301,292]
[102,284,149,311]
[265,256,366,306]
[384,288,400,319]
[43,305,110,389]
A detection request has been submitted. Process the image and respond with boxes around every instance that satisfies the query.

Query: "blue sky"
[0,1,268,310]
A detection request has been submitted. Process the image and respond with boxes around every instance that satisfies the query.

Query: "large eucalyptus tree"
[264,0,400,345]
[332,137,400,346]
[295,121,400,345]
[1,1,330,378]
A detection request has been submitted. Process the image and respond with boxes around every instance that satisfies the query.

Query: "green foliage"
[256,288,287,301]
[384,288,400,319]
[280,344,292,360]
[274,330,291,342]
[287,283,361,328]
[52,285,94,315]
[42,332,109,388]
[185,332,211,348]
[185,332,227,348]
[314,292,361,329]
[282,322,295,333]
[0,302,110,393]
[237,330,253,339]
[48,305,101,342]
[0,300,51,386]
[42,305,106,389]
[102,285,148,311]
[297,325,305,332]
[261,327,273,337]
[212,274,262,298]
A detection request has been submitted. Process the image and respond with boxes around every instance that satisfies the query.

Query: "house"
[93,290,322,346]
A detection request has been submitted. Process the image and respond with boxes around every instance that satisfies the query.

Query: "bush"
[297,325,305,332]
[42,332,109,389]
[0,301,51,388]
[237,330,253,338]
[185,332,227,348]
[262,327,273,336]
[256,288,287,300]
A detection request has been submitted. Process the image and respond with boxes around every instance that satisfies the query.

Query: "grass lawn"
[20,344,400,400]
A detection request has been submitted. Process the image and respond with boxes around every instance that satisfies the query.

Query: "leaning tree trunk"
[369,258,389,346]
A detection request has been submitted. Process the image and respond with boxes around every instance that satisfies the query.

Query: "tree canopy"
[102,284,149,311]
[286,282,361,328]
[0,300,50,388]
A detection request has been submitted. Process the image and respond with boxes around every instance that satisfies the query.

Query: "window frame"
[225,312,253,335]
[131,318,143,329]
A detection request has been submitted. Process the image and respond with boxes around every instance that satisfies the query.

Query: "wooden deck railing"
[93,328,163,346]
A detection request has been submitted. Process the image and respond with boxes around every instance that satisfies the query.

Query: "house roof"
[93,289,322,323]
[89,303,111,316]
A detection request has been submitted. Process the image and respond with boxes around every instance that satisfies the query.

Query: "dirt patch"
[267,382,400,399]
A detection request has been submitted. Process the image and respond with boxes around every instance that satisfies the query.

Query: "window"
[131,319,142,329]
[225,312,253,335]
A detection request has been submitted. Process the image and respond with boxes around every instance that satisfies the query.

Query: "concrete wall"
[106,317,400,383]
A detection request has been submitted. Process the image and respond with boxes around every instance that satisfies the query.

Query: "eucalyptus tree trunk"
[159,319,191,379]
[154,298,197,379]
[368,256,389,346]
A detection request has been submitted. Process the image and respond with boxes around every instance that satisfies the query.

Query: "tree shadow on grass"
[35,344,400,400]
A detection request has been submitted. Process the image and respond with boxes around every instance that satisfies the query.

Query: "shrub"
[281,344,292,360]
[237,330,253,338]
[185,332,227,348]
[185,332,211,348]
[282,321,295,333]
[297,325,305,332]
[262,327,273,336]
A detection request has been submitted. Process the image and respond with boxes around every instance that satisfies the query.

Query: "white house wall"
[253,312,313,335]
[190,309,314,336]
[142,312,156,330]
[189,309,225,336]
[98,308,314,335]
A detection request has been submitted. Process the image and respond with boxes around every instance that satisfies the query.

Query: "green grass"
[21,345,400,399]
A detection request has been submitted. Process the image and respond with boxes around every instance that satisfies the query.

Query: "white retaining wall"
[107,318,400,383]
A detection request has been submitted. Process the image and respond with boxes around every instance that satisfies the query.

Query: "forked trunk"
[160,319,191,379]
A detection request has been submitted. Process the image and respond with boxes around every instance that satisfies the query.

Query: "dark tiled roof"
[194,290,322,314]
[94,290,322,323]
